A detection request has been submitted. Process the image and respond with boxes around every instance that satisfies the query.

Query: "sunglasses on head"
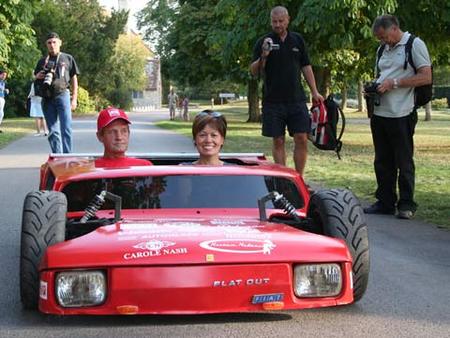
[196,110,222,118]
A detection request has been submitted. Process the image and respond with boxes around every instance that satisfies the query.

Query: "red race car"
[20,153,369,315]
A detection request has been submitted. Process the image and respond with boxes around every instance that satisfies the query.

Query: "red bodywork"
[37,154,354,315]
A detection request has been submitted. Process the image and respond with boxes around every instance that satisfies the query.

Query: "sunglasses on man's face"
[196,110,222,118]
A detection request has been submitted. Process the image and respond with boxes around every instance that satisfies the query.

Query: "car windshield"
[63,175,303,211]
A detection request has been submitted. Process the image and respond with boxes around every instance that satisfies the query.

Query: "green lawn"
[0,118,35,149]
[156,103,450,229]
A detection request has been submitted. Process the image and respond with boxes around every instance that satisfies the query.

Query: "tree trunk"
[357,80,365,113]
[247,78,261,122]
[314,67,331,98]
[341,85,348,110]
[424,102,432,121]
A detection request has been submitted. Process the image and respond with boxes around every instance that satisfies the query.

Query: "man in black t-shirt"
[250,6,323,176]
[34,32,79,153]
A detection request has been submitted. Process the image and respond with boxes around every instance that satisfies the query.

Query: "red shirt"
[95,157,152,168]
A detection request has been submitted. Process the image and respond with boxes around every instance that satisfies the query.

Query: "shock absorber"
[80,190,107,223]
[272,191,302,223]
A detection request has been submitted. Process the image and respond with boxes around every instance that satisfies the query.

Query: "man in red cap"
[95,107,152,167]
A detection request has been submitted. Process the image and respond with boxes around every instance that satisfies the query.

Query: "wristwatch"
[393,78,399,89]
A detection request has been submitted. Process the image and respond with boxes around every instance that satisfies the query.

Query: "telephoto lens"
[43,71,54,87]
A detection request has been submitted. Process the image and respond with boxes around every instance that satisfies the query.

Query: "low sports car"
[20,153,369,315]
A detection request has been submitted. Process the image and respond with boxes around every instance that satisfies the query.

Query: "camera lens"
[43,72,53,86]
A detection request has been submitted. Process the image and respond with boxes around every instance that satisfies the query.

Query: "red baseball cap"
[97,107,131,132]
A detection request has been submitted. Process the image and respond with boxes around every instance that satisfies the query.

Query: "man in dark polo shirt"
[250,6,323,176]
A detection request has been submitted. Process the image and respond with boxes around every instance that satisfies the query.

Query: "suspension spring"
[272,192,302,222]
[80,190,107,223]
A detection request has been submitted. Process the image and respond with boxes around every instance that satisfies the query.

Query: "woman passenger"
[191,110,227,165]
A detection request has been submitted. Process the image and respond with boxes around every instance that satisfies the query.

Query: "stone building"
[130,36,162,111]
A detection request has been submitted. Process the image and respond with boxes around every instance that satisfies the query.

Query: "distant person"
[34,32,79,153]
[167,88,178,120]
[28,82,48,136]
[182,96,189,121]
[0,69,9,133]
[177,95,183,118]
[191,110,227,165]
[95,107,153,168]
[364,15,431,220]
[250,6,324,176]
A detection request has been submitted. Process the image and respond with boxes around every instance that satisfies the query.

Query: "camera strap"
[375,44,385,78]
[43,53,61,72]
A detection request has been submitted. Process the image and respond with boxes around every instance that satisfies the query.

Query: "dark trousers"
[370,112,418,211]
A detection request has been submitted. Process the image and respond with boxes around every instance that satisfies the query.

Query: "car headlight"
[56,270,106,307]
[294,264,342,298]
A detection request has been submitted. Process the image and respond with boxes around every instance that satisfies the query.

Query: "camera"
[43,68,54,87]
[42,60,56,87]
[268,42,280,50]
[364,81,381,118]
[262,39,280,52]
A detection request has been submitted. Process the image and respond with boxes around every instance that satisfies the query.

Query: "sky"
[98,0,149,32]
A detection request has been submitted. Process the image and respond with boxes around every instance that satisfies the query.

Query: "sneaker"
[33,133,41,137]
[397,210,415,220]
[363,202,395,215]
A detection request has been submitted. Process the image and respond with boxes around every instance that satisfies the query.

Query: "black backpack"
[377,34,432,108]
[309,95,346,159]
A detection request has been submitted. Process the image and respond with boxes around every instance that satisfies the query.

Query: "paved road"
[0,110,449,338]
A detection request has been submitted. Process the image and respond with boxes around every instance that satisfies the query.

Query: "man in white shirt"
[364,14,432,220]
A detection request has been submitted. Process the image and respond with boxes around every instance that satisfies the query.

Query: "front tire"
[308,189,369,302]
[20,191,67,310]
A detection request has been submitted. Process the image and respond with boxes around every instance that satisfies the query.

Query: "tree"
[0,0,38,74]
[138,0,231,100]
[396,0,450,121]
[210,0,272,121]
[0,0,41,116]
[137,0,178,60]
[137,0,179,97]
[293,0,397,110]
[106,33,152,109]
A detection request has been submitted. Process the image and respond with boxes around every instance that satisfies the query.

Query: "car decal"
[133,240,175,251]
[252,293,284,304]
[213,278,270,287]
[124,240,188,260]
[199,239,276,254]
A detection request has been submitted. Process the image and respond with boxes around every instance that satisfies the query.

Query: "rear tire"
[20,191,67,309]
[308,189,369,302]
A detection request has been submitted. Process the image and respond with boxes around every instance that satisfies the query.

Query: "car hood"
[43,218,351,269]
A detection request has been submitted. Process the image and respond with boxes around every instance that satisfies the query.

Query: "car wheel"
[308,188,369,302]
[20,191,67,310]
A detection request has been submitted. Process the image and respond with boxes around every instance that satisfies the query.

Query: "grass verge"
[0,118,35,149]
[156,103,450,229]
